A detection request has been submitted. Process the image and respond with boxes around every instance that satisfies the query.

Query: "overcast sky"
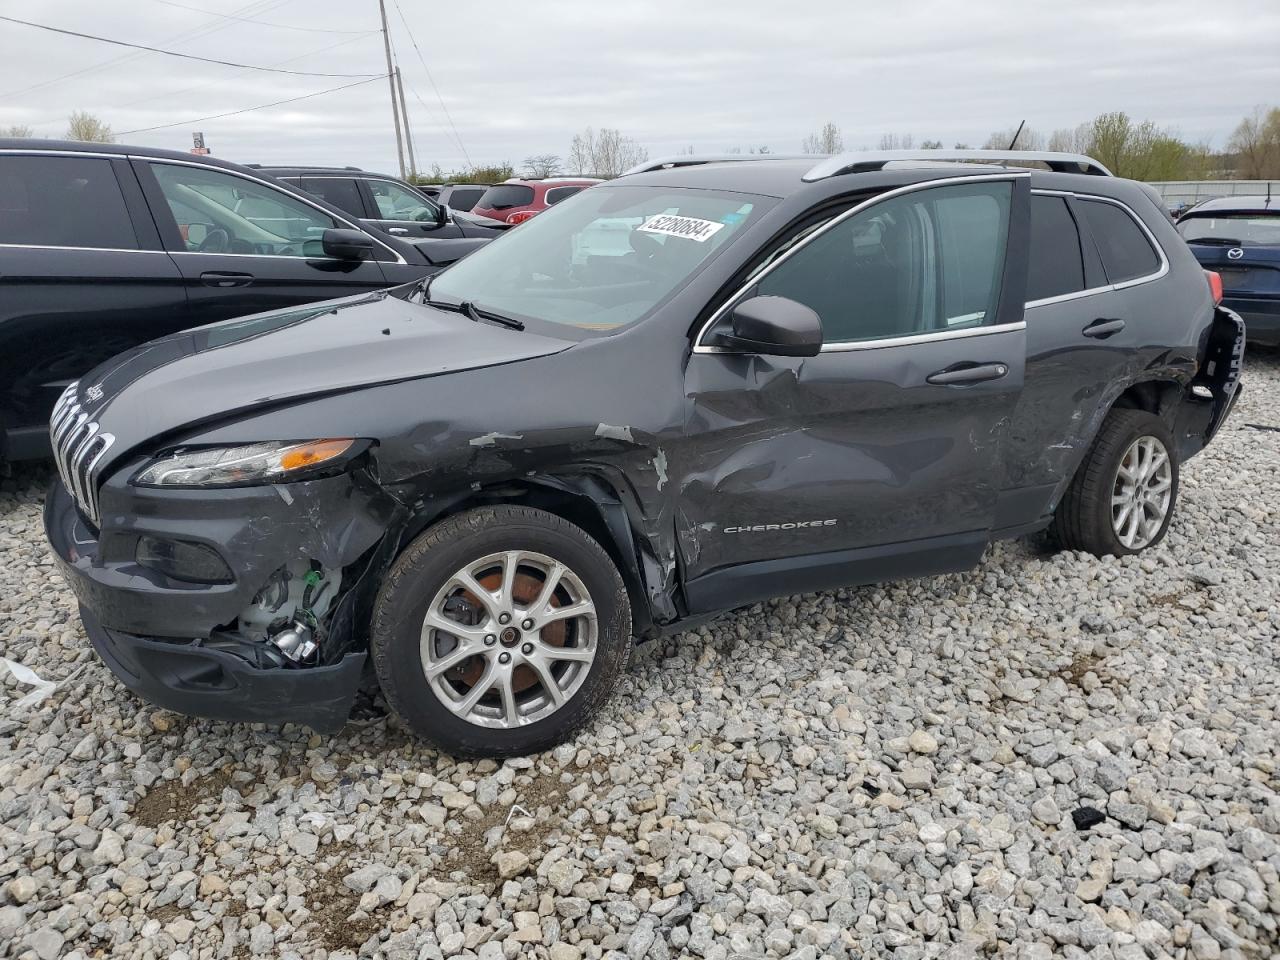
[2,0,1279,176]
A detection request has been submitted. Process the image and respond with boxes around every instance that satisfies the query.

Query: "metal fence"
[1149,180,1278,206]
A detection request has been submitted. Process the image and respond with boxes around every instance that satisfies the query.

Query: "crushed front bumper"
[45,466,402,732]
[82,605,366,732]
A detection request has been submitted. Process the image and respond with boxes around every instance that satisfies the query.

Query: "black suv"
[0,140,484,461]
[45,150,1244,757]
[252,165,509,241]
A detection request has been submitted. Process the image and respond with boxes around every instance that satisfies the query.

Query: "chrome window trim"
[1024,189,1169,310]
[0,243,169,254]
[143,157,408,265]
[695,320,1028,355]
[693,172,1029,355]
[0,148,117,159]
[165,250,388,263]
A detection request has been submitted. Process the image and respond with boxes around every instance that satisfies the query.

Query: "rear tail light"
[1205,270,1223,305]
[506,210,537,225]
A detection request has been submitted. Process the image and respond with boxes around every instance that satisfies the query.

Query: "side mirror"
[321,228,375,260]
[435,202,449,227]
[711,295,822,357]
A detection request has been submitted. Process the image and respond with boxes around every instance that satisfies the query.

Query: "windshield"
[1178,212,1280,246]
[426,184,770,331]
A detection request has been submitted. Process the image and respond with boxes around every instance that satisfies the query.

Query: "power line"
[0,0,291,101]
[26,32,372,129]
[0,14,380,79]
[390,0,471,167]
[116,74,385,135]
[150,0,378,35]
[109,34,373,115]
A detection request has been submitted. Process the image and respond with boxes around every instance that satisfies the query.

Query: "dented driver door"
[677,175,1030,610]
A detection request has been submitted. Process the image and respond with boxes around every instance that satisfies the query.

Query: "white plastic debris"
[1,658,84,710]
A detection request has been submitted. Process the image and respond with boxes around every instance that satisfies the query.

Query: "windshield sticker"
[638,214,725,243]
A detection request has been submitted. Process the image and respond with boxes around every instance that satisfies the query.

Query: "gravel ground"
[1,353,1278,960]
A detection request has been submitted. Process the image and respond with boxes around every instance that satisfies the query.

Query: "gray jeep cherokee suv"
[46,150,1244,757]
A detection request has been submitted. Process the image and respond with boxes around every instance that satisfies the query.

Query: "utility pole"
[395,66,417,180]
[378,0,406,179]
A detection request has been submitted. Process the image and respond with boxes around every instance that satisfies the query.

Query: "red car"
[472,177,602,224]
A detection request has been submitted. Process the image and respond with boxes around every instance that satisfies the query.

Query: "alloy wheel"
[420,550,598,728]
[1111,435,1173,549]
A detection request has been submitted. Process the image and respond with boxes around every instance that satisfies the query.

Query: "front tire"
[370,506,632,757]
[1051,408,1179,556]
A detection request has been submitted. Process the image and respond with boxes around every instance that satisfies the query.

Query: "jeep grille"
[50,383,114,526]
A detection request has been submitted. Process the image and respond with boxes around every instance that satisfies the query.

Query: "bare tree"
[1,124,33,137]
[1048,124,1090,154]
[983,126,1045,150]
[802,122,843,154]
[66,111,114,143]
[727,145,772,155]
[1227,107,1280,179]
[567,127,648,177]
[877,133,915,151]
[920,139,944,150]
[523,154,561,178]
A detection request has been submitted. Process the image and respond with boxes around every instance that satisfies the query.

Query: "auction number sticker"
[637,214,725,242]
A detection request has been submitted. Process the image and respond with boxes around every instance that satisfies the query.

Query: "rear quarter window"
[1078,198,1161,284]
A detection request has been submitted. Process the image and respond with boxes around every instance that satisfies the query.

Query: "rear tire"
[1051,408,1179,556]
[370,505,632,757]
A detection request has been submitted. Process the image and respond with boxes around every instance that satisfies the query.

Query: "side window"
[300,177,365,218]
[0,155,138,250]
[545,186,583,206]
[150,162,339,257]
[448,188,483,211]
[756,181,1011,344]
[1077,198,1161,284]
[1027,195,1086,301]
[368,180,437,221]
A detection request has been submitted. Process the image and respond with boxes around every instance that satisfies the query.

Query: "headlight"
[133,439,360,488]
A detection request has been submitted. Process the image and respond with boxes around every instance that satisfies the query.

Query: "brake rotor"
[450,570,565,693]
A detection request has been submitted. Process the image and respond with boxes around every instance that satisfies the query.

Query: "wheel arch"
[391,472,674,640]
[1108,378,1185,424]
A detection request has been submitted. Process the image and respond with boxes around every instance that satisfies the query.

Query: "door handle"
[1083,317,1126,339]
[387,227,410,235]
[926,362,1009,386]
[199,271,253,288]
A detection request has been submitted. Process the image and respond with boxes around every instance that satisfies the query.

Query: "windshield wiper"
[413,273,434,302]
[461,300,525,330]
[422,296,524,330]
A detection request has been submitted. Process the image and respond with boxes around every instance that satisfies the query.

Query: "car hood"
[75,288,573,457]
[452,209,511,231]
